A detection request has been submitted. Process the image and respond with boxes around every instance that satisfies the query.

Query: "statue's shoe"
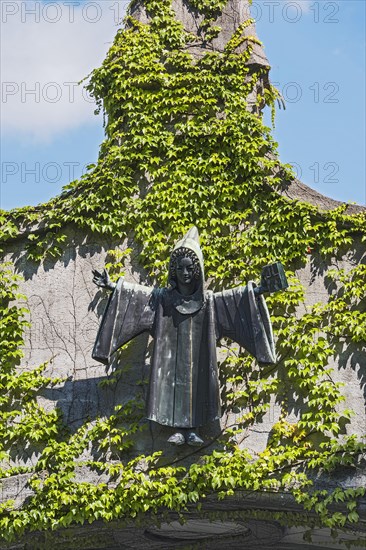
[186,432,204,446]
[168,432,185,446]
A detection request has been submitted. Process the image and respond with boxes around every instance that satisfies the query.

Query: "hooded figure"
[92,227,276,446]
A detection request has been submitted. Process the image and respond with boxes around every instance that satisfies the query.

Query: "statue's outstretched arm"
[92,268,116,292]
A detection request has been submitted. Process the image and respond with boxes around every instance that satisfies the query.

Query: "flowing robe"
[92,279,275,428]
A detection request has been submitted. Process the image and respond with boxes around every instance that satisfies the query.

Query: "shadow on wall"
[40,334,152,429]
[309,245,366,400]
[309,243,365,282]
[6,229,108,281]
[336,344,366,402]
[6,226,149,286]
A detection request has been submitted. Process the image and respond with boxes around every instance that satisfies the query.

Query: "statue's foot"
[168,432,185,446]
[186,431,204,447]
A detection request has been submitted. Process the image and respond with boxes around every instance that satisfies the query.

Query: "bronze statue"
[92,228,285,446]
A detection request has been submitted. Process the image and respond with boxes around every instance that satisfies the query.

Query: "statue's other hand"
[259,262,288,294]
[92,269,115,291]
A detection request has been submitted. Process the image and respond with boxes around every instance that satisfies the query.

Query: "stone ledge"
[1,491,365,549]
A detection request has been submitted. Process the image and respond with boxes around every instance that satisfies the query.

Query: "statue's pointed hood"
[168,226,205,314]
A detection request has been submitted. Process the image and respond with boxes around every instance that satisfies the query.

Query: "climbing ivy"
[0,0,365,545]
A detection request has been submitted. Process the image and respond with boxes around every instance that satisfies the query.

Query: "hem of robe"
[147,415,221,428]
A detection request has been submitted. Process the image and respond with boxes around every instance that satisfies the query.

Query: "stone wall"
[2,222,366,548]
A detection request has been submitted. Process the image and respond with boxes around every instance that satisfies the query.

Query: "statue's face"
[176,256,195,286]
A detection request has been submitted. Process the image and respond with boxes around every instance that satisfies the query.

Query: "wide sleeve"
[92,278,157,365]
[214,281,276,364]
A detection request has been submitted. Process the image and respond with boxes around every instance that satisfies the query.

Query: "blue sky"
[257,0,366,205]
[1,0,365,210]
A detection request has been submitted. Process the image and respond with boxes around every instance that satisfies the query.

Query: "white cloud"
[0,1,128,144]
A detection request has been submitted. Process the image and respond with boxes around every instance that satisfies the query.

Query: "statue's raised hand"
[92,269,116,292]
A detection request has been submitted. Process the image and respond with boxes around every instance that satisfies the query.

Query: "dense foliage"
[0,0,365,545]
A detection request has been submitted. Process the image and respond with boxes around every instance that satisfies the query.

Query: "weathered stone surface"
[280,178,365,215]
[130,0,269,66]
